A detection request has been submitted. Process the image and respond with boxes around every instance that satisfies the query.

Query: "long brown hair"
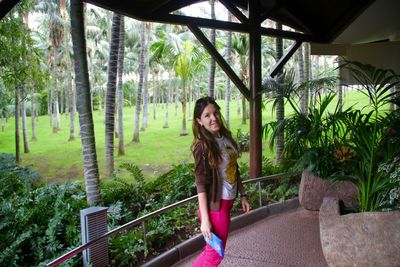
[190,96,238,167]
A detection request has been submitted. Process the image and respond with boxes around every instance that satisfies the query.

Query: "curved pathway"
[173,208,327,267]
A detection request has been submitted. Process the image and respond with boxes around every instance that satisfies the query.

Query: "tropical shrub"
[332,60,400,212]
[235,129,250,152]
[145,162,196,205]
[0,155,87,266]
[102,163,147,225]
[264,92,350,177]
[262,72,342,177]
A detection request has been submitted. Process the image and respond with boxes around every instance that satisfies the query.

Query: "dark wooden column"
[248,1,262,178]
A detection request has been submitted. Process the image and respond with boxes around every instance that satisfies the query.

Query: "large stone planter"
[319,197,400,266]
[299,169,358,211]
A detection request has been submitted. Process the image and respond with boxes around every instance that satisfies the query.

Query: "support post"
[249,1,262,178]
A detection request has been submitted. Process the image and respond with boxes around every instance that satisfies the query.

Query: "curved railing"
[46,172,295,266]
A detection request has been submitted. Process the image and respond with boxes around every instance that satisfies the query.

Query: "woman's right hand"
[201,219,212,240]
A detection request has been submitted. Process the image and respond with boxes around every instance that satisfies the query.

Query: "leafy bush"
[378,157,400,210]
[332,60,400,212]
[102,163,147,225]
[145,163,196,205]
[0,182,86,266]
[0,153,40,187]
[107,163,197,266]
[235,129,250,152]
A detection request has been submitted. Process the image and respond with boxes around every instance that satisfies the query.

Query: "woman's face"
[196,103,221,136]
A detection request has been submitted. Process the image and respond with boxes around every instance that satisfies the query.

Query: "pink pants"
[192,199,234,267]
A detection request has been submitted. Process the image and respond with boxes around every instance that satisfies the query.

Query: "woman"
[191,96,250,266]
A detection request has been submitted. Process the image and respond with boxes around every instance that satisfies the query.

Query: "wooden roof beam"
[188,24,250,101]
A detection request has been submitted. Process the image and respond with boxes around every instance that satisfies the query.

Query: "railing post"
[258,181,262,207]
[80,207,109,267]
[142,221,148,253]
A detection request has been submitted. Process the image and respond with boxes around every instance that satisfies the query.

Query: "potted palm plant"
[262,74,357,211]
[319,60,400,266]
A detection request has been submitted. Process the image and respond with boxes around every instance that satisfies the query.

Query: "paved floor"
[172,208,327,267]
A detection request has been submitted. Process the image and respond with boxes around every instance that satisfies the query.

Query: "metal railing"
[46,172,295,267]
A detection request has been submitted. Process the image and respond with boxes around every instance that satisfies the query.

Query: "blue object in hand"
[204,232,224,258]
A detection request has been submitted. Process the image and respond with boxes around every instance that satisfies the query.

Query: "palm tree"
[303,42,311,111]
[21,82,30,153]
[85,7,111,113]
[42,0,64,133]
[208,0,216,98]
[275,22,284,162]
[225,12,232,129]
[117,16,125,155]
[150,25,184,128]
[175,40,197,136]
[70,0,102,206]
[0,5,30,163]
[58,0,76,141]
[337,56,344,112]
[133,21,147,142]
[141,22,152,131]
[261,71,339,165]
[21,14,30,154]
[105,13,121,178]
[231,33,249,125]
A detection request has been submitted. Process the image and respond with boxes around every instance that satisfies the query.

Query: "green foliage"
[378,157,400,210]
[146,163,196,205]
[0,155,87,266]
[107,163,197,265]
[0,153,40,197]
[102,163,147,225]
[331,60,400,211]
[109,230,147,266]
[264,92,350,177]
[235,129,249,153]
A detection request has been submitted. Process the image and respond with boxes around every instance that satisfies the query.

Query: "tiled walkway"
[173,208,327,267]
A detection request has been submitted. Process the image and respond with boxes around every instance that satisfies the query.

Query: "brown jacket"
[193,141,245,211]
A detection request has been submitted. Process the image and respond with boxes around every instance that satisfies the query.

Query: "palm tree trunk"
[180,79,188,136]
[298,43,307,114]
[141,64,149,131]
[47,87,52,127]
[21,83,30,153]
[241,96,246,124]
[70,0,102,206]
[133,21,146,142]
[304,42,311,109]
[337,56,344,112]
[60,83,64,114]
[314,54,320,93]
[31,88,37,141]
[208,0,216,98]
[174,83,179,116]
[163,71,172,128]
[15,85,21,163]
[1,113,5,132]
[68,75,76,141]
[188,80,193,113]
[153,72,157,120]
[275,22,284,162]
[225,12,232,129]
[117,16,125,155]
[105,13,121,178]
[53,90,61,132]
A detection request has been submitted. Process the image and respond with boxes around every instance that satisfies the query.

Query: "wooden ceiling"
[1,0,377,44]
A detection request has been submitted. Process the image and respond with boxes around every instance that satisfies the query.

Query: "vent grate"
[80,207,109,267]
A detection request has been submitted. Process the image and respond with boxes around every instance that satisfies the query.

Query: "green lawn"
[0,90,370,183]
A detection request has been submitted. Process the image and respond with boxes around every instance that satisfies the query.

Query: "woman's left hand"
[241,197,250,213]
